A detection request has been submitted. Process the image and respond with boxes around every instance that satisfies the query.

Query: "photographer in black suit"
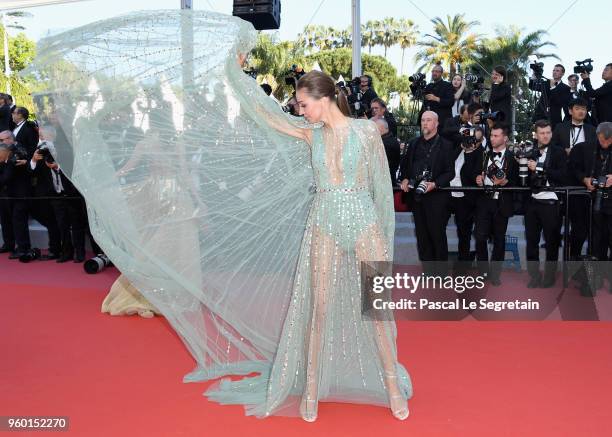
[473,123,519,285]
[571,122,612,290]
[581,63,612,123]
[530,64,572,129]
[0,132,32,259]
[399,111,454,271]
[524,120,567,288]
[31,126,86,263]
[447,104,486,270]
[12,107,39,156]
[370,98,397,137]
[374,118,400,184]
[489,66,512,124]
[556,99,598,259]
[418,64,455,128]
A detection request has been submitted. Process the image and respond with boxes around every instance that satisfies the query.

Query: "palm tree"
[397,19,418,75]
[361,20,379,54]
[414,13,481,76]
[376,17,400,57]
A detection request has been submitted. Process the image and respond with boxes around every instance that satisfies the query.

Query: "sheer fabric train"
[28,10,412,417]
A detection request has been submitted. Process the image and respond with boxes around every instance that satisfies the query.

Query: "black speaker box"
[232,0,281,30]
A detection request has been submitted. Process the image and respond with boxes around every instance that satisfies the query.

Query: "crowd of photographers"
[0,92,104,267]
[279,59,612,294]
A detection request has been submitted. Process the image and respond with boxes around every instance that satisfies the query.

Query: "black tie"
[572,124,582,129]
[493,152,502,158]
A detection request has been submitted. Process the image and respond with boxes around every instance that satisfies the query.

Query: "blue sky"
[8,0,610,86]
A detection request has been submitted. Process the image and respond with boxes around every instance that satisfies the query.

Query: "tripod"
[531,76,550,122]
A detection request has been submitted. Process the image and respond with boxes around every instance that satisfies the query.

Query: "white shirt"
[13,120,25,138]
[570,122,585,148]
[484,147,506,200]
[450,150,465,197]
[531,147,558,201]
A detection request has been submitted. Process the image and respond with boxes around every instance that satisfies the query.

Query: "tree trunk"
[401,49,405,76]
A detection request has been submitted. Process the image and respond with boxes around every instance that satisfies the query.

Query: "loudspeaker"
[233,0,281,30]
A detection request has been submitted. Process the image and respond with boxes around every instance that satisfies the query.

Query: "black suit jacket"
[552,121,597,185]
[14,121,39,157]
[29,158,78,198]
[527,145,567,187]
[1,145,32,199]
[530,79,571,127]
[583,78,612,123]
[489,83,512,122]
[569,142,612,184]
[472,148,520,217]
[0,104,12,132]
[381,132,401,184]
[417,80,455,127]
[399,134,454,188]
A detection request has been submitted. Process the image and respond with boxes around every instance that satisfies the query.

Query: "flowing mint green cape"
[28,10,412,417]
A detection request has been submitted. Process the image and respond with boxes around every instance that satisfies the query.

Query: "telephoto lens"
[84,254,113,274]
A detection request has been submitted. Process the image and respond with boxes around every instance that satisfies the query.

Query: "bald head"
[421,111,439,139]
[432,65,444,81]
[374,118,389,135]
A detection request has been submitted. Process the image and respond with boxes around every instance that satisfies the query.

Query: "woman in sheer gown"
[28,10,412,422]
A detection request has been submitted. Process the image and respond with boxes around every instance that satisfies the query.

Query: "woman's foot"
[384,371,409,420]
[299,396,318,422]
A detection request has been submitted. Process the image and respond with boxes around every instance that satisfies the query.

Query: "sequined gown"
[204,118,413,417]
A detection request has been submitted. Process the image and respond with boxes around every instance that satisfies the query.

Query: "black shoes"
[8,251,24,260]
[40,252,61,261]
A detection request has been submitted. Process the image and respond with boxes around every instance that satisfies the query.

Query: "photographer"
[448,104,486,270]
[359,75,378,115]
[450,74,471,118]
[581,63,612,123]
[442,102,486,149]
[530,64,571,129]
[572,122,612,270]
[417,64,455,128]
[556,99,598,258]
[370,97,397,137]
[473,123,519,285]
[374,118,400,184]
[489,66,511,124]
[31,126,86,263]
[0,131,32,259]
[399,111,454,272]
[524,120,566,288]
[12,107,39,156]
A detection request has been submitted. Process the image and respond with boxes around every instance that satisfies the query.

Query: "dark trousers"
[525,198,561,278]
[50,196,87,258]
[412,193,450,263]
[450,195,476,262]
[29,198,61,254]
[568,194,589,259]
[0,197,14,249]
[10,199,30,252]
[475,197,509,280]
[591,211,612,261]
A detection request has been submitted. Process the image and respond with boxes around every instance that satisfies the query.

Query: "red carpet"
[1,255,612,436]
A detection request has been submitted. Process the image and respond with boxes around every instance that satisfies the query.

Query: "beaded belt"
[315,186,368,193]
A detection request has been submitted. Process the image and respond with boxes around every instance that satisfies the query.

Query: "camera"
[591,176,609,213]
[284,64,306,88]
[573,58,594,75]
[531,161,548,192]
[515,142,541,187]
[6,145,28,165]
[408,169,432,195]
[486,162,506,181]
[84,253,113,274]
[464,73,483,84]
[459,124,482,147]
[530,61,545,78]
[344,78,366,117]
[408,72,427,98]
[480,111,505,122]
[36,142,55,164]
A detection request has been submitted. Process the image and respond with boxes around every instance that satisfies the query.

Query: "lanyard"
[570,125,583,148]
